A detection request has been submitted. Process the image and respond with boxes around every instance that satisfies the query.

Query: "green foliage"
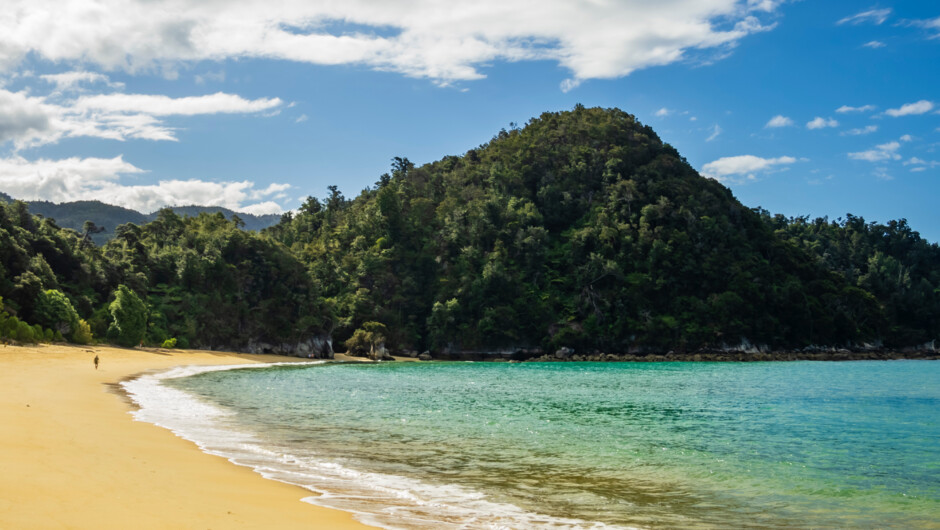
[162,337,177,349]
[0,108,936,355]
[269,106,939,353]
[108,285,148,347]
[344,321,387,358]
[35,289,80,337]
[72,319,94,345]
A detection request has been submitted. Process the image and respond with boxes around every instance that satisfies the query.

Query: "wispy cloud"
[848,140,903,162]
[837,8,892,26]
[706,124,722,142]
[654,107,672,117]
[701,154,797,183]
[885,100,934,117]
[862,40,886,49]
[908,16,940,39]
[807,116,838,130]
[841,125,878,136]
[40,71,124,92]
[0,88,284,148]
[194,70,225,85]
[0,154,289,214]
[765,115,794,128]
[836,104,876,113]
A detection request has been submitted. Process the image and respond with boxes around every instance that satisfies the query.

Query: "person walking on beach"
[94,354,99,370]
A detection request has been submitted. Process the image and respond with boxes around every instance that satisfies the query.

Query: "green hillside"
[1,106,937,355]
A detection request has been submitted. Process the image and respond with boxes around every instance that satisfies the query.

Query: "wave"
[121,362,628,530]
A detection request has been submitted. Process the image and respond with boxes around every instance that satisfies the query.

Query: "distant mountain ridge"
[0,194,281,244]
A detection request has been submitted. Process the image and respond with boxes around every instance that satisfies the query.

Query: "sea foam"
[122,363,624,530]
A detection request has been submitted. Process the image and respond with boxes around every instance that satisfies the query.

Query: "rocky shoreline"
[419,345,939,362]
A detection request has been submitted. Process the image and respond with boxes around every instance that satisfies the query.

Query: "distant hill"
[0,196,282,244]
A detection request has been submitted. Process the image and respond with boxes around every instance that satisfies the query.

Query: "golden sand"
[0,343,371,529]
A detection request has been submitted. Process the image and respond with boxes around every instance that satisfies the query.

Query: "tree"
[344,321,388,359]
[107,285,147,347]
[35,289,80,337]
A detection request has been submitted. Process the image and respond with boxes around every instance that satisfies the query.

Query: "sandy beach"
[0,343,371,529]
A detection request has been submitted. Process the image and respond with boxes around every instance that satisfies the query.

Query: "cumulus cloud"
[0,89,52,144]
[0,155,289,214]
[848,141,902,162]
[841,125,878,136]
[885,100,934,117]
[807,117,838,129]
[837,8,891,26]
[836,104,876,113]
[0,88,283,148]
[654,107,672,117]
[701,154,797,183]
[765,115,793,128]
[0,0,783,87]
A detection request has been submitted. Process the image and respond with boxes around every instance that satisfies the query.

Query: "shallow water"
[130,361,940,528]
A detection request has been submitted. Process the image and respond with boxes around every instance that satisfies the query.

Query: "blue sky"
[0,1,938,241]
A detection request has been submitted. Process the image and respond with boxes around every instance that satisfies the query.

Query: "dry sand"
[0,343,371,529]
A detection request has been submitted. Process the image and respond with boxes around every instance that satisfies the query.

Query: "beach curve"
[0,343,371,529]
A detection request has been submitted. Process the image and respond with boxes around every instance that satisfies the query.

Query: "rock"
[554,347,575,359]
[418,352,433,361]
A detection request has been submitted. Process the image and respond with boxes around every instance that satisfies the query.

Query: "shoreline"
[426,348,940,362]
[0,343,371,529]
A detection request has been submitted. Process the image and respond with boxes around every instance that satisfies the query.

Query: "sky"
[0,1,938,241]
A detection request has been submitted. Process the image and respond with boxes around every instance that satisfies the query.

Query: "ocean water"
[124,361,940,529]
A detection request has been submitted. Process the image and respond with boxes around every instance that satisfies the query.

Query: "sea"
[122,360,939,529]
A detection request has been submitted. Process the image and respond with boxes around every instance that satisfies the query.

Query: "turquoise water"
[161,361,939,528]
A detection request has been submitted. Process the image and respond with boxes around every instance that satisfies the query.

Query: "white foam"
[122,362,632,530]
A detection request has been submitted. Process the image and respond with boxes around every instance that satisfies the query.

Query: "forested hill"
[0,106,937,356]
[0,197,280,245]
[268,106,939,354]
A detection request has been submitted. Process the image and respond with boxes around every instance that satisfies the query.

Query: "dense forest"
[1,106,938,356]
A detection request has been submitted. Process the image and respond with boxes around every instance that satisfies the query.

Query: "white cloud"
[765,115,793,128]
[836,104,876,113]
[706,124,722,142]
[40,71,124,91]
[807,116,838,129]
[701,154,797,183]
[904,157,940,169]
[862,40,886,49]
[0,154,288,214]
[837,8,891,26]
[0,89,52,144]
[654,107,672,117]
[848,141,902,162]
[841,125,878,136]
[73,92,282,116]
[900,134,913,142]
[0,88,283,148]
[0,1,784,87]
[885,100,934,117]
[295,114,308,123]
[910,16,940,39]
